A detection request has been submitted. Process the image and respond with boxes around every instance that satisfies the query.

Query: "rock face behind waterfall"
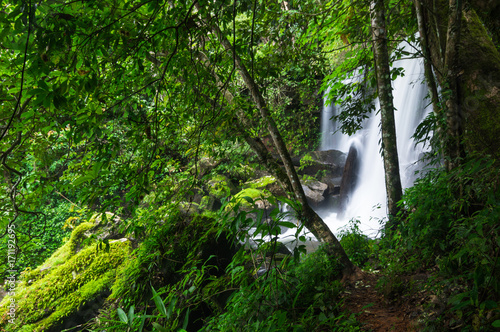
[339,145,360,209]
[293,149,347,204]
[294,150,346,175]
[294,149,346,191]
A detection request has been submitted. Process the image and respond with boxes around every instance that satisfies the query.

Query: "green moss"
[207,175,235,199]
[234,188,268,200]
[230,164,255,181]
[242,175,276,189]
[227,187,272,210]
[0,221,130,332]
[200,195,215,211]
[109,213,232,307]
[21,222,95,284]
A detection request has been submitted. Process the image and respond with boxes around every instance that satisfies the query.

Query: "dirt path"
[343,272,419,331]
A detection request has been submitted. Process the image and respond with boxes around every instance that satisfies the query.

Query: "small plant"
[298,153,315,171]
[338,219,372,267]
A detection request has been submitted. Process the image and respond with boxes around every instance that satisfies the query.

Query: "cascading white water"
[318,42,431,237]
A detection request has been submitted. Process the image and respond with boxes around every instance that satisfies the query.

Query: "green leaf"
[151,322,168,332]
[91,161,104,178]
[127,305,135,325]
[53,94,67,109]
[138,315,146,332]
[21,109,35,119]
[117,308,128,324]
[73,174,94,186]
[166,297,176,320]
[182,308,190,330]
[279,221,297,229]
[151,287,167,316]
[492,320,500,328]
[26,88,48,96]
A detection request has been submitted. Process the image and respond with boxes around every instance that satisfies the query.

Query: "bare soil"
[343,272,424,331]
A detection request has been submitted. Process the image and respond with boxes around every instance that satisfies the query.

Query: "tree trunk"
[456,10,500,160]
[414,0,444,142]
[370,0,403,226]
[443,0,464,171]
[198,7,359,279]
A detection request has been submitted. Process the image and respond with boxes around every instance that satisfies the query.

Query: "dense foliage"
[0,0,499,331]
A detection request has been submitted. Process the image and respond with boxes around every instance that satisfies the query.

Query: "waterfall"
[318,42,431,237]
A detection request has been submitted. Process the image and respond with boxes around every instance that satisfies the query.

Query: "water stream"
[317,43,431,237]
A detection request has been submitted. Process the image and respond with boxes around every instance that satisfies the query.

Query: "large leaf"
[151,286,167,316]
[117,308,128,324]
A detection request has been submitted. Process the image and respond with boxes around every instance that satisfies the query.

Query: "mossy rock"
[227,187,273,211]
[207,175,237,199]
[227,164,255,182]
[21,222,95,284]
[200,195,216,210]
[242,175,276,189]
[109,213,235,305]
[0,221,131,332]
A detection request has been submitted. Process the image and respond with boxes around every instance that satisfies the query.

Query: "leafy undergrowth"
[3,158,500,332]
[374,158,500,331]
[201,246,361,332]
[82,197,364,332]
[329,157,500,332]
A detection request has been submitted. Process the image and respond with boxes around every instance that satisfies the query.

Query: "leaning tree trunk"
[370,0,403,227]
[197,6,359,279]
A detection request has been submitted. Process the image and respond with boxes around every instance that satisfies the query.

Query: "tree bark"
[458,10,500,160]
[370,0,403,225]
[414,0,442,126]
[443,0,464,171]
[414,0,450,163]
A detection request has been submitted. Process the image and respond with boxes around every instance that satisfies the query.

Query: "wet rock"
[303,178,328,192]
[340,145,360,209]
[301,178,329,204]
[302,184,325,204]
[297,150,346,182]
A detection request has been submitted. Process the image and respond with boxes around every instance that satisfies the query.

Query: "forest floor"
[343,271,429,331]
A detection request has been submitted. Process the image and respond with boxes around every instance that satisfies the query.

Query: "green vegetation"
[202,246,359,332]
[0,220,131,331]
[0,0,499,331]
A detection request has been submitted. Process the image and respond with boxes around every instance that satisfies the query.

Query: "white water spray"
[318,42,431,237]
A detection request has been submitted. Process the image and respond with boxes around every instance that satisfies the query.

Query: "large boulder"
[207,174,238,199]
[309,150,347,166]
[302,185,325,204]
